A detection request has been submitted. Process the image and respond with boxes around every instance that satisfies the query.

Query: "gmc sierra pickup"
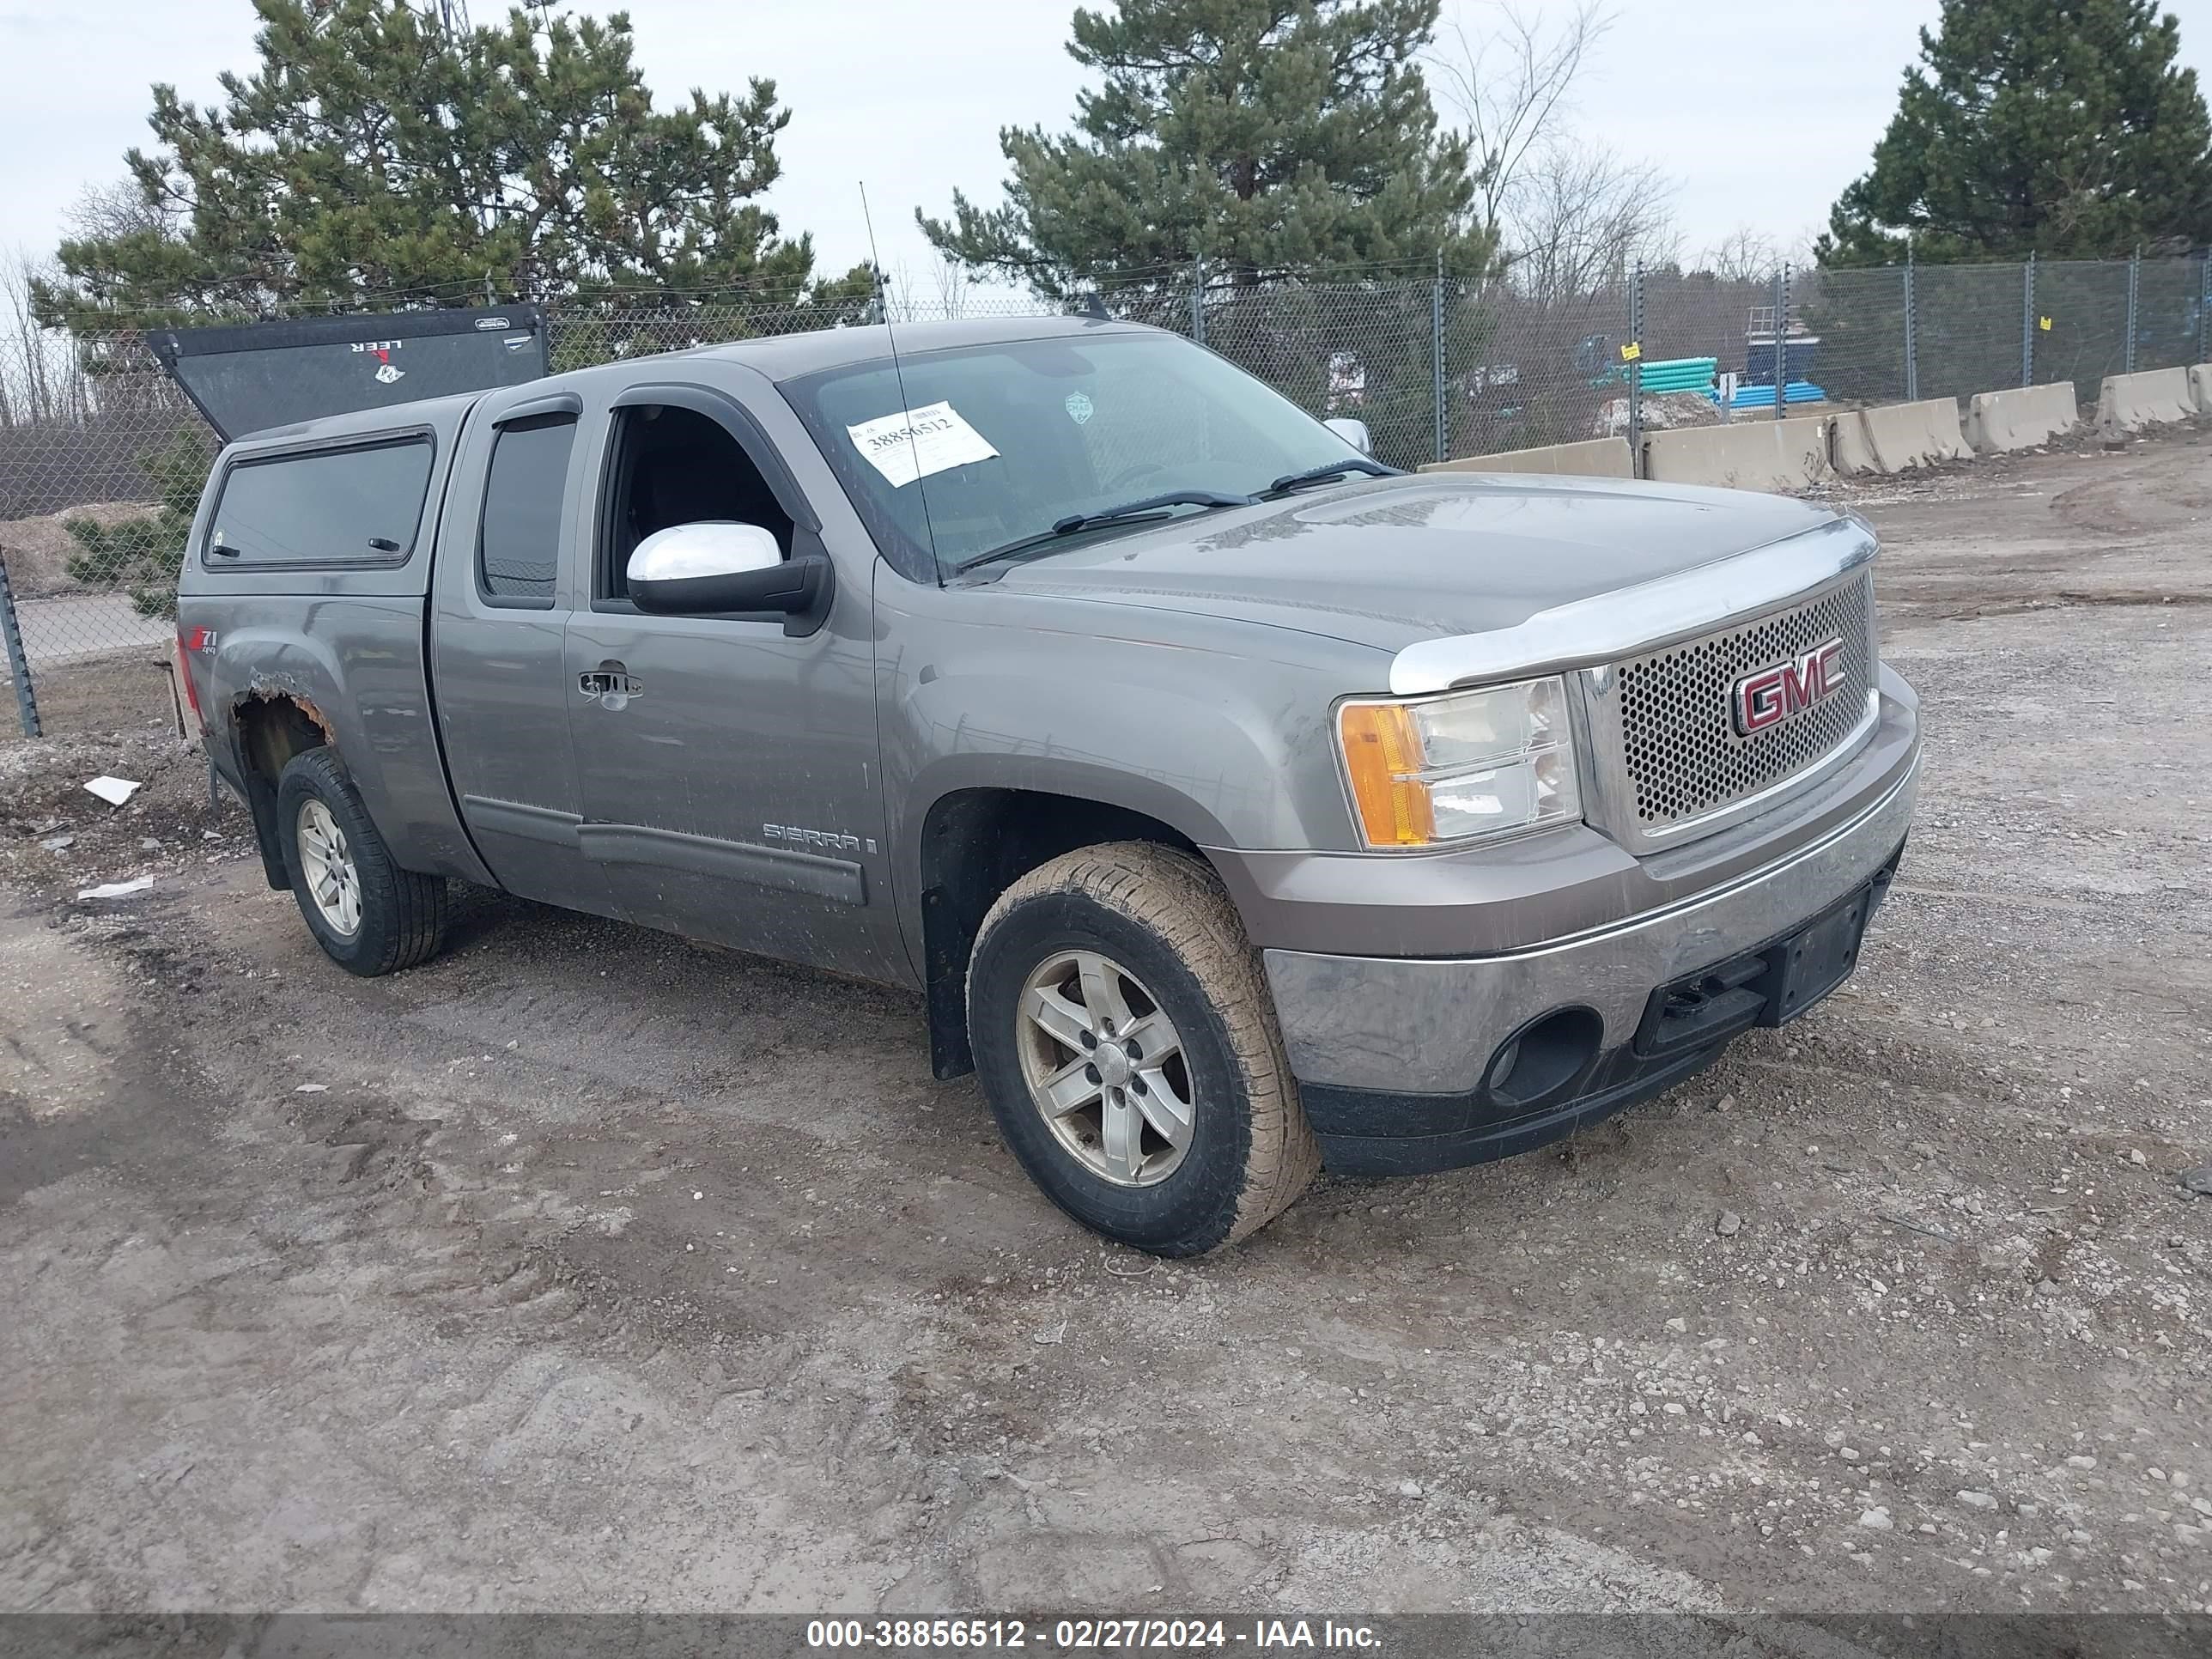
[175,315,1919,1255]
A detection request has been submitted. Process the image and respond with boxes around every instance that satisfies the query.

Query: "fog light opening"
[1483,1006,1603,1109]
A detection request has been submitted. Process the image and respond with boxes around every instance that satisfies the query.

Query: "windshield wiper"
[951,489,1254,574]
[1050,489,1255,535]
[1262,457,1401,495]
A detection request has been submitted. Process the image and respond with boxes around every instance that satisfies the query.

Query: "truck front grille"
[1613,572,1875,831]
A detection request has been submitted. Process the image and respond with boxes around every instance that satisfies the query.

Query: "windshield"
[780,331,1367,579]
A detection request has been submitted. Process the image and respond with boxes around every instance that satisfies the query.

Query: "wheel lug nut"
[1084,1064,1100,1085]
[1079,1030,1097,1049]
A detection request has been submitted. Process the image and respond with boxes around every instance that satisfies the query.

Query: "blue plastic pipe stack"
[1718,380,1828,410]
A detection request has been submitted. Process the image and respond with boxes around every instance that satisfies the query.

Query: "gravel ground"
[2,428,2209,1620]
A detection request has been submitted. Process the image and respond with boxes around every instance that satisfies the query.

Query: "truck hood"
[988,472,1844,653]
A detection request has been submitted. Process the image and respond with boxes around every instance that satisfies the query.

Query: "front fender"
[896,672,1264,852]
[876,580,1393,975]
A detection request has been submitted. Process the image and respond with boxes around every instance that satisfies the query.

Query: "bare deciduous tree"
[63,178,175,247]
[1504,140,1680,301]
[1692,225,1822,283]
[927,252,971,320]
[1427,0,1613,252]
[880,256,975,323]
[1,247,88,429]
[1428,3,1679,298]
[1696,225,1778,284]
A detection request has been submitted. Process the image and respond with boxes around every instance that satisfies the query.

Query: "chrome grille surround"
[1579,570,1881,854]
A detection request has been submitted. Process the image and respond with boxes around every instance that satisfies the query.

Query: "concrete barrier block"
[1419,437,1634,479]
[2095,367,2197,438]
[1965,383,2079,453]
[1832,398,1970,475]
[2191,363,2212,414]
[1640,417,1832,493]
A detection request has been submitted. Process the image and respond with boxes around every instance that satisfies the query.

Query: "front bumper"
[1261,736,1919,1176]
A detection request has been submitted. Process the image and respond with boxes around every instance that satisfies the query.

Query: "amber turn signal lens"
[1337,702,1435,846]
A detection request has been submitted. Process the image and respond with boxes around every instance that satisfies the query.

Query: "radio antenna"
[858,182,941,575]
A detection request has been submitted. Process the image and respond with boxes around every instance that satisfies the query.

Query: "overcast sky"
[3,0,2209,292]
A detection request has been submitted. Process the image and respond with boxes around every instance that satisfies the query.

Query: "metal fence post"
[0,552,41,739]
[2022,252,2037,386]
[1626,261,1644,477]
[2124,245,2140,374]
[1431,258,1447,465]
[2202,250,2211,364]
[1771,264,1788,422]
[1903,248,1918,402]
[1189,257,1206,347]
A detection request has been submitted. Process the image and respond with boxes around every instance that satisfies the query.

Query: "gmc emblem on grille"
[1733,637,1845,735]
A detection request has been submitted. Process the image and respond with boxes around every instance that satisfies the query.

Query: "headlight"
[1335,678,1582,848]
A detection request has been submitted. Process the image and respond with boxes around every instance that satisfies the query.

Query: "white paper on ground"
[846,401,999,488]
[83,775,142,806]
[76,876,155,900]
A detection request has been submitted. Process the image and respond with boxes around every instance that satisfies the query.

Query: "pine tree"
[37,0,866,327]
[1820,0,2212,264]
[919,0,1489,294]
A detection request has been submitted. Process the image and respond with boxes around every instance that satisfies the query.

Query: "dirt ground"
[2,429,2209,1621]
[0,504,161,602]
[0,650,179,742]
[1,503,179,743]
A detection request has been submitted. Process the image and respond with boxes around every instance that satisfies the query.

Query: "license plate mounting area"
[1632,885,1875,1060]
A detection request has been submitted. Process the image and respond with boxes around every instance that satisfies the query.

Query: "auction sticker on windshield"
[847,401,1000,488]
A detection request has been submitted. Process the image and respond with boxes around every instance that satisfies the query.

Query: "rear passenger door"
[428,386,619,916]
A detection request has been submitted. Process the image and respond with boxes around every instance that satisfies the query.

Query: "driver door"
[561,378,901,981]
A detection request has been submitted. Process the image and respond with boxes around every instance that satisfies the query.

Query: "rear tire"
[276,748,449,976]
[967,842,1319,1255]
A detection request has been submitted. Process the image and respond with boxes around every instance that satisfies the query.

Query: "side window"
[597,404,796,604]
[478,414,578,607]
[205,439,433,566]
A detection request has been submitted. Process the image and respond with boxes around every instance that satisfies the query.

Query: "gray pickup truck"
[174,315,1919,1255]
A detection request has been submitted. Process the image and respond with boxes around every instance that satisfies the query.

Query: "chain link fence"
[5,251,2209,737]
[1,327,203,739]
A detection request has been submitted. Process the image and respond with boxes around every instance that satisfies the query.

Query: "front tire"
[967,842,1319,1255]
[276,748,449,976]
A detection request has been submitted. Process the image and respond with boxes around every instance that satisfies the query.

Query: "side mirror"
[626,522,833,635]
[1322,416,1374,457]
